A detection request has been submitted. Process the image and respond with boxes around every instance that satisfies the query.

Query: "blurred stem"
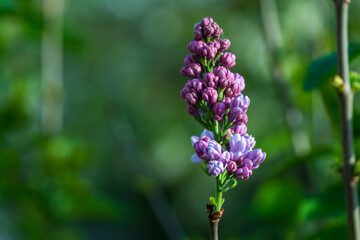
[209,219,219,240]
[259,0,310,156]
[333,1,360,239]
[41,0,64,134]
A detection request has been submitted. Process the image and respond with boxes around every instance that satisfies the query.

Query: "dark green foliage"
[303,43,360,91]
[2,0,360,239]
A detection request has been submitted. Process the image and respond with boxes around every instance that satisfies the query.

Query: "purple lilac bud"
[187,105,199,116]
[188,41,204,55]
[219,52,236,68]
[214,66,235,89]
[219,151,231,163]
[242,149,266,169]
[234,73,245,91]
[180,67,188,77]
[180,63,201,77]
[208,160,226,177]
[230,124,247,136]
[202,87,218,104]
[244,134,256,151]
[194,29,203,40]
[202,72,219,88]
[201,44,217,59]
[219,77,233,89]
[194,23,202,32]
[204,140,222,159]
[227,161,237,174]
[226,74,245,97]
[213,66,234,80]
[201,17,214,26]
[190,130,214,146]
[194,136,212,159]
[203,25,215,38]
[208,41,221,50]
[219,39,231,51]
[213,102,226,115]
[225,82,241,98]
[185,92,198,105]
[185,63,202,77]
[211,22,223,39]
[186,78,203,93]
[229,94,250,122]
[231,113,248,125]
[180,87,187,99]
[235,165,252,180]
[229,134,247,160]
[212,102,226,121]
[221,97,232,109]
[184,54,199,66]
[230,94,250,113]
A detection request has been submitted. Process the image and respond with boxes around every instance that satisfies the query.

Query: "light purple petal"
[191,153,203,164]
[201,129,214,140]
[191,136,199,146]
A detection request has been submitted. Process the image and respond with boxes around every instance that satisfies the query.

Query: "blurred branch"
[259,0,310,156]
[209,219,218,240]
[41,0,64,134]
[108,115,187,240]
[333,0,360,239]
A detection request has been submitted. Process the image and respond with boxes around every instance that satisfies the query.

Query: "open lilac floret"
[191,131,266,180]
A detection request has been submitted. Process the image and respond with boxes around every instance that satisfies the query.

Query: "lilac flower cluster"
[191,130,266,179]
[180,18,266,183]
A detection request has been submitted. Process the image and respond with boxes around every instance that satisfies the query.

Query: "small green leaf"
[303,43,360,91]
[330,75,344,92]
[209,196,216,205]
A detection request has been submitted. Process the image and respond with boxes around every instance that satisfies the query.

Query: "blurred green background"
[1,0,360,239]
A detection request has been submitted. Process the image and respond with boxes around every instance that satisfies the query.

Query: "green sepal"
[209,196,216,205]
[217,88,226,102]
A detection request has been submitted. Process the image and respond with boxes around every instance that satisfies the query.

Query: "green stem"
[214,176,223,213]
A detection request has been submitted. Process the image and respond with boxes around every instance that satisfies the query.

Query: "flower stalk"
[333,0,360,239]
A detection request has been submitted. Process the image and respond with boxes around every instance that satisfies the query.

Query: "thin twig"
[333,0,360,239]
[207,204,223,240]
[209,219,219,240]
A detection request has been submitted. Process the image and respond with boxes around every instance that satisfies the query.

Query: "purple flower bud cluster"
[180,17,246,127]
[194,17,223,41]
[181,18,266,182]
